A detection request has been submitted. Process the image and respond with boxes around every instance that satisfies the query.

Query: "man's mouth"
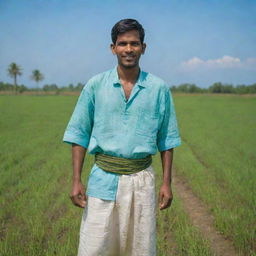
[123,56,135,60]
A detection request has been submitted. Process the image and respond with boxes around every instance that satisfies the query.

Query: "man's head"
[111,19,145,45]
[111,19,146,69]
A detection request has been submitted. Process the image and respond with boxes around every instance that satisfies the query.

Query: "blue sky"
[0,0,255,88]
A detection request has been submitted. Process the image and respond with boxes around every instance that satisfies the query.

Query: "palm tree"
[31,69,44,92]
[7,63,22,94]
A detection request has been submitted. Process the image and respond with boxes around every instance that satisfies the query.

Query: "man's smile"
[122,56,136,60]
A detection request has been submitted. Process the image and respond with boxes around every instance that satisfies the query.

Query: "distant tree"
[178,83,189,92]
[68,83,74,91]
[187,84,202,93]
[222,84,234,93]
[18,84,28,93]
[50,84,58,91]
[75,82,84,91]
[43,84,49,92]
[209,82,236,93]
[209,82,223,93]
[7,62,22,94]
[235,84,247,94]
[170,85,177,92]
[235,83,256,94]
[31,69,44,91]
[0,81,13,91]
[171,83,203,93]
[248,83,256,94]
[42,84,59,96]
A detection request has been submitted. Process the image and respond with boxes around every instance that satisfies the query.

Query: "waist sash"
[95,153,152,175]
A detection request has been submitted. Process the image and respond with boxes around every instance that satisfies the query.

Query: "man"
[63,19,181,256]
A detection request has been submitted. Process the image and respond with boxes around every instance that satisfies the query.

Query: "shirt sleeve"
[157,86,181,151]
[62,80,94,149]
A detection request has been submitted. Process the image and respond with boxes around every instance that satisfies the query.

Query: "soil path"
[173,171,238,256]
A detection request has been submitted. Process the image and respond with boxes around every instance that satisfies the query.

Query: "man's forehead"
[116,30,140,41]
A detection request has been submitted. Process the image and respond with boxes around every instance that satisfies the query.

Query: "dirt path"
[173,171,238,256]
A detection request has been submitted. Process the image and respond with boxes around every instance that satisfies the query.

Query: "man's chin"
[120,62,138,69]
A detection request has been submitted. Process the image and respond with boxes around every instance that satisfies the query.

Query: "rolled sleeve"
[63,81,94,149]
[157,87,181,152]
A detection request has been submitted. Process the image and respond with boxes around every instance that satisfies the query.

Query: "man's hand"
[159,183,173,210]
[69,181,87,208]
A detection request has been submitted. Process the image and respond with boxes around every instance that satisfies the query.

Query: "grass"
[0,94,254,255]
[154,158,212,256]
[173,94,256,255]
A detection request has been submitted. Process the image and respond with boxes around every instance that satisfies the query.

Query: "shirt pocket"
[135,108,159,141]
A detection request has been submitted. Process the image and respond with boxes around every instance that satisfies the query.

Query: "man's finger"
[159,196,172,210]
[159,197,168,209]
[74,198,86,208]
[158,191,164,203]
[159,192,166,209]
[70,194,86,208]
[80,192,86,201]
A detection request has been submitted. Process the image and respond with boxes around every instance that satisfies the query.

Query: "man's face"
[111,30,146,69]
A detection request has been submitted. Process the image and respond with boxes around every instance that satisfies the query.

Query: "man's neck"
[117,65,140,85]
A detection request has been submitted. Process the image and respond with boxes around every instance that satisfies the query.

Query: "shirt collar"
[112,66,146,88]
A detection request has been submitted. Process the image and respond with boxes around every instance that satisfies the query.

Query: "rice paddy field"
[0,93,255,256]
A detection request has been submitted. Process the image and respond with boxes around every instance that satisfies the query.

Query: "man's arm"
[69,143,87,208]
[159,148,174,210]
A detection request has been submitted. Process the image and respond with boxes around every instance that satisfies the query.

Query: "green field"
[174,94,256,255]
[0,94,255,256]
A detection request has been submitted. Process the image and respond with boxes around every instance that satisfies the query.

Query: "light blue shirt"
[63,66,181,200]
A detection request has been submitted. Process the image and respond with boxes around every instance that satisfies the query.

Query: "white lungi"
[77,165,157,256]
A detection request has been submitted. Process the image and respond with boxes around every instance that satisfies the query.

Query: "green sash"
[95,153,152,175]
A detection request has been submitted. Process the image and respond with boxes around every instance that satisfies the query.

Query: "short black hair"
[111,19,145,44]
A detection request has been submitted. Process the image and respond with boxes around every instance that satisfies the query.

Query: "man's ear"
[142,43,146,54]
[110,43,116,55]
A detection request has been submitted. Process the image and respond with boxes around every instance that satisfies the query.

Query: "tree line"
[2,62,256,94]
[0,81,84,93]
[171,82,256,94]
[3,62,84,94]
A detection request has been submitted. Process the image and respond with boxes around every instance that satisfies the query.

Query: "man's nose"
[125,44,132,52]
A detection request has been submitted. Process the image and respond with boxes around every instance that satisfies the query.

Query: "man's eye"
[118,42,126,46]
[132,42,140,46]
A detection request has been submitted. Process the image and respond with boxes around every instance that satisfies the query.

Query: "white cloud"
[206,56,240,67]
[181,55,255,70]
[183,57,204,66]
